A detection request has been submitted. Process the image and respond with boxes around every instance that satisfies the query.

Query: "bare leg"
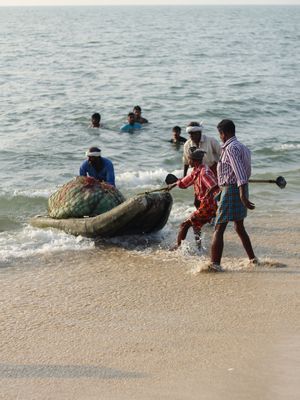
[234,220,255,260]
[172,220,192,250]
[192,227,202,249]
[211,222,228,265]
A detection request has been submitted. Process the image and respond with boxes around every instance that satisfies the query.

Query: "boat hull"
[30,192,173,238]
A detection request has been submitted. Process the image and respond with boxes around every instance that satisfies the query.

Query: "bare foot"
[208,262,224,272]
[169,244,179,251]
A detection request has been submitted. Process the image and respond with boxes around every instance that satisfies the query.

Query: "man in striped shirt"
[171,149,219,250]
[210,119,257,272]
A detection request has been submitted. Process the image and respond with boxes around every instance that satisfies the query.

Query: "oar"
[166,173,287,189]
[249,176,287,189]
[137,174,179,195]
[165,173,178,185]
[137,186,171,195]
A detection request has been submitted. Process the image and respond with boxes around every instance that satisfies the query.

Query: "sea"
[0,5,299,267]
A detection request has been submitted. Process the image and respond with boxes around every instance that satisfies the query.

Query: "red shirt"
[177,164,218,207]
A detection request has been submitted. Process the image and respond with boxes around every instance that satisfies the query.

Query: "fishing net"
[48,176,125,219]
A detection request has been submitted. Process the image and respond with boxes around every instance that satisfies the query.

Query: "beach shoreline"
[1,215,299,399]
[1,4,299,398]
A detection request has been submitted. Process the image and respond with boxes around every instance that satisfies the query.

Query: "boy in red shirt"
[170,149,219,250]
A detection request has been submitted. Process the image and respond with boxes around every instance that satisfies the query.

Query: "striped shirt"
[178,164,218,207]
[217,136,251,187]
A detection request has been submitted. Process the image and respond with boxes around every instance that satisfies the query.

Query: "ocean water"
[0,5,299,265]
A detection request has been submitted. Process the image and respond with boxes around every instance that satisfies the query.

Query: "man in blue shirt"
[79,147,115,187]
[120,112,142,133]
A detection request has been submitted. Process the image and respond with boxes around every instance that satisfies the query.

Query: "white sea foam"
[191,257,286,274]
[0,225,94,264]
[5,168,183,198]
[117,168,182,190]
[169,203,194,224]
[12,188,53,198]
[0,188,51,200]
[280,144,300,150]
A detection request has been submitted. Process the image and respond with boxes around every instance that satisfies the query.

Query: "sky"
[0,0,299,5]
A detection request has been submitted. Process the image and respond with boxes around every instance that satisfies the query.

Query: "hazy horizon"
[0,0,299,7]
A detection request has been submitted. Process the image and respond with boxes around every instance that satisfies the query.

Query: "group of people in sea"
[89,105,148,132]
[80,106,257,272]
[81,105,149,187]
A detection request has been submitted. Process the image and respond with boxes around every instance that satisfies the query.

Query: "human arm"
[201,168,219,198]
[105,159,115,187]
[228,146,250,187]
[212,138,221,159]
[204,184,219,199]
[182,142,190,176]
[79,161,88,176]
[239,184,255,210]
[209,162,218,177]
[177,171,195,189]
[183,164,189,177]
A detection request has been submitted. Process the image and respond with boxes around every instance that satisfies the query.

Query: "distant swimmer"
[169,149,219,251]
[169,126,186,145]
[133,105,148,124]
[210,119,257,272]
[90,113,101,128]
[79,147,115,186]
[183,121,220,177]
[120,112,142,133]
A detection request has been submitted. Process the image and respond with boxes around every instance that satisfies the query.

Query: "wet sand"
[1,215,300,399]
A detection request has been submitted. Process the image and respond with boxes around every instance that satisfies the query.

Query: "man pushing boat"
[79,147,115,187]
[169,149,219,250]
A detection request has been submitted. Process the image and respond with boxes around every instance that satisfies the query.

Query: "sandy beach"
[1,4,299,399]
[1,215,299,400]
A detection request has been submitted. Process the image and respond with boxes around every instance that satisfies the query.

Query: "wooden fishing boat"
[30,191,172,238]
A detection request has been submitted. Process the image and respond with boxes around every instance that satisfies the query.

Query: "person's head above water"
[91,113,101,128]
[133,105,148,123]
[133,105,142,118]
[172,126,181,138]
[127,112,136,125]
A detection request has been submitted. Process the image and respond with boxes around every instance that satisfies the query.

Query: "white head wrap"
[186,121,204,134]
[86,149,101,157]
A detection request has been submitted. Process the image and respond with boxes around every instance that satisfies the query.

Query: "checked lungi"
[215,184,248,224]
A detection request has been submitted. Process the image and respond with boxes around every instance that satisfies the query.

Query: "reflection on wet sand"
[0,363,143,380]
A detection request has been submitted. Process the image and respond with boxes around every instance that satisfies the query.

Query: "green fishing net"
[48,176,125,219]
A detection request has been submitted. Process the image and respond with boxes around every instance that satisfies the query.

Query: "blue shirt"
[120,122,142,133]
[79,157,115,186]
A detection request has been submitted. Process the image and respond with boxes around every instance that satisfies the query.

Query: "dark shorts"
[215,184,248,224]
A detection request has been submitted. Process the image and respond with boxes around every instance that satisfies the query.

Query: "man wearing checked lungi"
[210,119,258,272]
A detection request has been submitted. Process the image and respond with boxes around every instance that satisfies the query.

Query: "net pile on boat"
[48,176,125,219]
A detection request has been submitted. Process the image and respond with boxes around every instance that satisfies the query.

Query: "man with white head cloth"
[79,146,115,186]
[183,121,221,178]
